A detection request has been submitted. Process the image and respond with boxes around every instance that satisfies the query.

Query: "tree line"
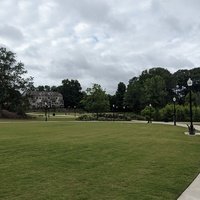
[34,67,200,113]
[1,47,200,120]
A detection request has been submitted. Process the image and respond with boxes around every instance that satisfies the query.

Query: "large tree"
[59,79,83,108]
[124,78,144,112]
[125,68,171,112]
[0,47,33,113]
[115,82,126,111]
[172,68,200,103]
[81,84,109,119]
[143,75,168,108]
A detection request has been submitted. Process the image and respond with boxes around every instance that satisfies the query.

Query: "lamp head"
[187,78,193,87]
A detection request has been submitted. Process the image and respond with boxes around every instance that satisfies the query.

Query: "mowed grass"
[0,122,200,200]
[26,112,78,121]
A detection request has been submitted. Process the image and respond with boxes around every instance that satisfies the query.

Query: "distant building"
[29,91,64,109]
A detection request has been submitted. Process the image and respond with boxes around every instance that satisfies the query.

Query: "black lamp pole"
[112,104,115,121]
[149,104,152,123]
[74,106,76,117]
[173,97,176,126]
[187,78,195,135]
[123,106,126,118]
[45,102,48,121]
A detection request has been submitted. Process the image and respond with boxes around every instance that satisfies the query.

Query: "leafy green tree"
[81,84,109,119]
[115,82,126,111]
[194,106,200,121]
[140,68,173,103]
[50,86,58,92]
[125,68,172,112]
[159,104,174,122]
[143,75,168,108]
[140,68,172,85]
[36,86,45,91]
[173,69,189,88]
[141,105,155,122]
[185,91,198,106]
[44,85,51,91]
[59,79,83,108]
[36,85,51,92]
[190,68,200,93]
[124,79,144,112]
[0,47,33,113]
[107,94,116,111]
[171,68,200,103]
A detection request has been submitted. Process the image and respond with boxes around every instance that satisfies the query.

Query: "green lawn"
[0,122,200,200]
[26,112,78,121]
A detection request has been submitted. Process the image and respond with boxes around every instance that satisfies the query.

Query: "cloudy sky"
[0,0,200,93]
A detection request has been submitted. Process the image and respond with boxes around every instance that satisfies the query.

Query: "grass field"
[26,112,78,121]
[0,122,200,200]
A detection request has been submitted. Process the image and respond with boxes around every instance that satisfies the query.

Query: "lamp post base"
[188,125,195,135]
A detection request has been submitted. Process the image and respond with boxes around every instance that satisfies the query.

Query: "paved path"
[177,174,200,200]
[132,120,200,132]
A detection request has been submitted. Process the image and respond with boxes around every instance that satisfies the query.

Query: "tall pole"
[173,97,176,126]
[45,102,48,121]
[112,104,115,121]
[149,104,152,123]
[189,88,194,134]
[74,106,76,117]
[187,78,195,135]
[123,106,125,119]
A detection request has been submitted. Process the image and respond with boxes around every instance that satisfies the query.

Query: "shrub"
[159,104,174,122]
[77,113,132,121]
[77,114,95,121]
[141,106,155,121]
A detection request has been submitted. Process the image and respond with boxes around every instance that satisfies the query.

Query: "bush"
[159,104,174,122]
[77,114,95,121]
[0,109,28,119]
[141,106,156,121]
[128,113,146,120]
[194,107,200,121]
[77,113,132,121]
[143,104,200,122]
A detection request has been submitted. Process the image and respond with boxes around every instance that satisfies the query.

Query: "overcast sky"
[0,0,200,93]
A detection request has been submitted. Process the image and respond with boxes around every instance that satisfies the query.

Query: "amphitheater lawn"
[0,122,200,200]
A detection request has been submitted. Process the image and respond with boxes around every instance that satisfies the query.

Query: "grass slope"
[0,122,200,200]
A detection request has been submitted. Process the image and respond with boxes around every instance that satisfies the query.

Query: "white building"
[29,91,64,109]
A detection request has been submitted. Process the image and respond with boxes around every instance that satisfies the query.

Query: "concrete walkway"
[177,174,200,200]
[132,120,200,133]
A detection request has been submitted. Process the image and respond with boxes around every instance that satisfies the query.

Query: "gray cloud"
[0,0,200,93]
[0,24,24,43]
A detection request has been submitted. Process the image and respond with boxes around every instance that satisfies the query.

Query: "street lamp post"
[44,102,48,121]
[116,106,118,118]
[173,97,176,126]
[187,78,195,135]
[74,106,76,117]
[112,104,115,121]
[149,104,152,123]
[123,106,126,118]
